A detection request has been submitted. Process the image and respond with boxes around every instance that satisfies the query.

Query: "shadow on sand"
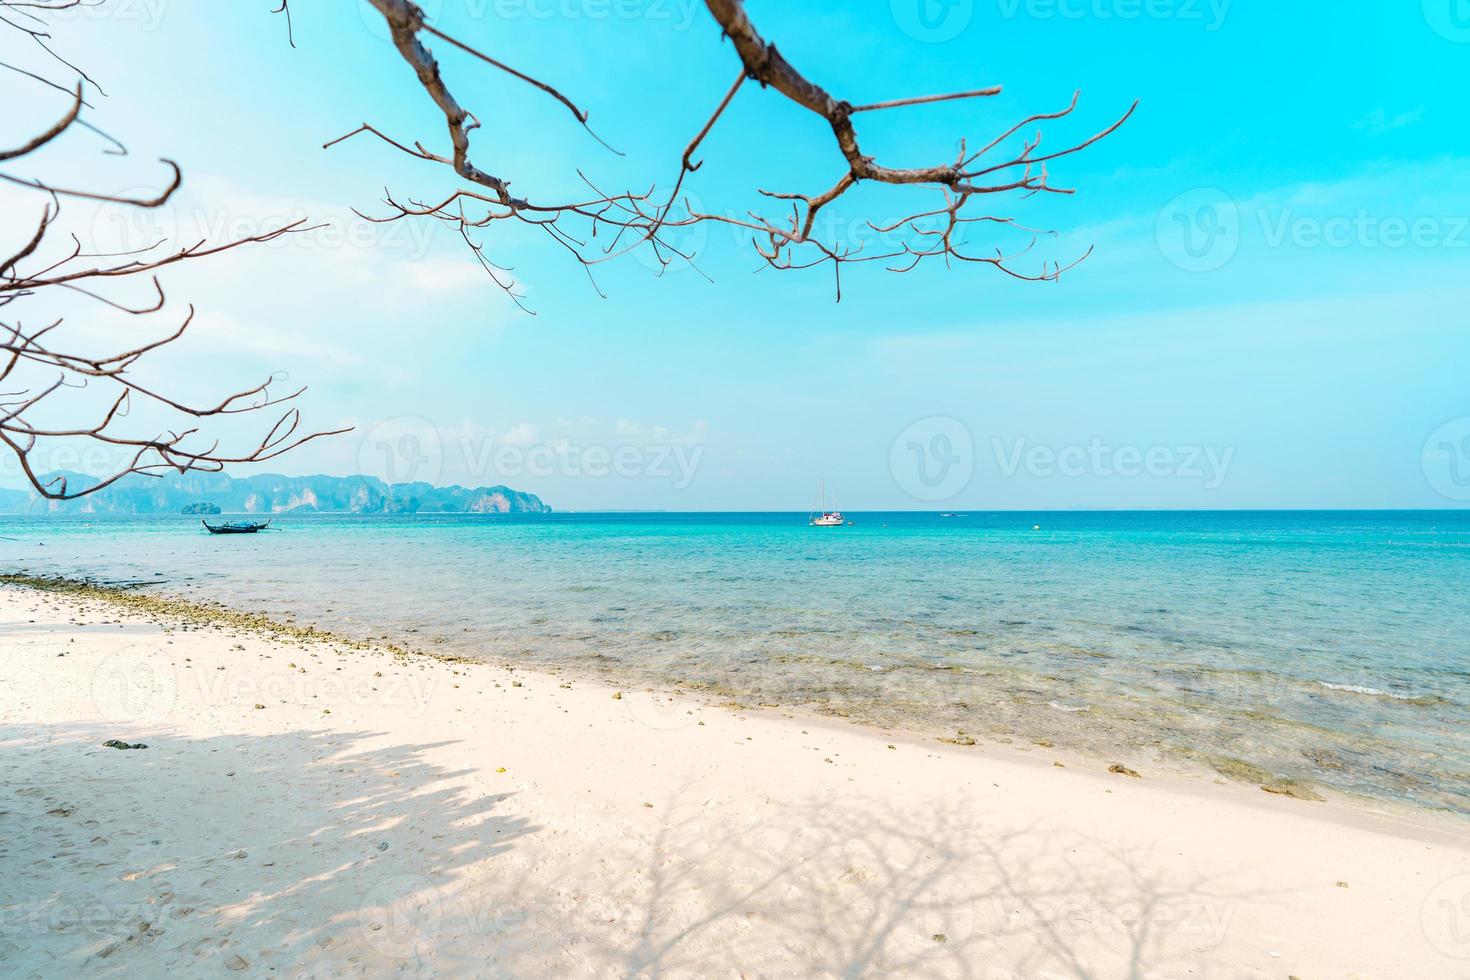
[550,782,1262,979]
[2,722,1265,978]
[0,722,536,976]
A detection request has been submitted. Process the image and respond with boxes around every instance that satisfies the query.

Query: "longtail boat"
[202,519,271,534]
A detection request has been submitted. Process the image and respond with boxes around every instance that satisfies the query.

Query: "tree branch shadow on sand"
[3,719,1274,978]
[0,723,537,977]
[553,782,1269,980]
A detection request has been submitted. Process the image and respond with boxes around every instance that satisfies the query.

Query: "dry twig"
[1,6,343,500]
[340,0,1135,307]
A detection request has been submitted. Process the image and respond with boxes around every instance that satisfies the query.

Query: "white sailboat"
[809,480,847,527]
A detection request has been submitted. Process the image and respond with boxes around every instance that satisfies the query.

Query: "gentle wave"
[1315,681,1446,706]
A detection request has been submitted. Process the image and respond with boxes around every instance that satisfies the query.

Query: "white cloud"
[1352,107,1425,135]
[611,418,708,445]
[501,422,540,447]
[403,260,495,293]
[183,313,365,369]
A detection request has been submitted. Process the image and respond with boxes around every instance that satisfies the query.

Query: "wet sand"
[2,582,1468,977]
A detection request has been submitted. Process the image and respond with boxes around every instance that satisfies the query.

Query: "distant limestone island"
[0,472,551,516]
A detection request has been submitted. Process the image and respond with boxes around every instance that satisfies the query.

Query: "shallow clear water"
[4,511,1468,812]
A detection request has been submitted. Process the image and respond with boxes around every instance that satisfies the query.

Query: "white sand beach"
[3,581,1468,978]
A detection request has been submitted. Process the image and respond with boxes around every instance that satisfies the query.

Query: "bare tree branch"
[342,0,1134,308]
[0,4,345,501]
[272,0,295,48]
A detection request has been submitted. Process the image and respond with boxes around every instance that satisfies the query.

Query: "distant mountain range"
[0,472,551,515]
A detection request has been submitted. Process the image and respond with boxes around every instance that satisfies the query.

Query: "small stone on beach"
[1108,764,1141,778]
[1261,779,1325,802]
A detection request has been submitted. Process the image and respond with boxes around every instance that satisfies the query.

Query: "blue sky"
[4,0,1469,509]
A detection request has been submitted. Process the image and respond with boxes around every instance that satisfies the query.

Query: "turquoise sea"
[3,511,1468,813]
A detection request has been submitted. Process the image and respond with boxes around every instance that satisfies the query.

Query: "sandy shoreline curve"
[3,580,1468,977]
